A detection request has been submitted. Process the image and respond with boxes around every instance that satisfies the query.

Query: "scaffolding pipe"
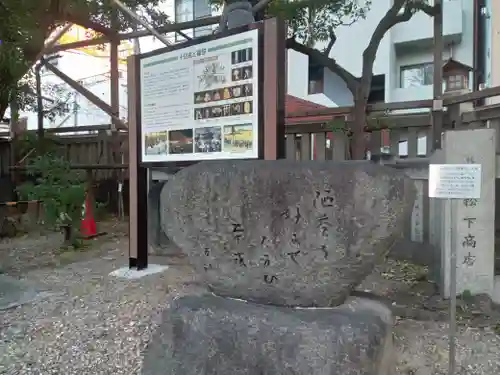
[49,0,273,53]
[111,0,171,46]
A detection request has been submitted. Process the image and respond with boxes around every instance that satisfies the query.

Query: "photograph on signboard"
[168,129,194,154]
[193,84,252,105]
[195,126,222,153]
[144,131,168,155]
[231,66,253,82]
[231,48,253,64]
[223,124,253,153]
[139,28,259,163]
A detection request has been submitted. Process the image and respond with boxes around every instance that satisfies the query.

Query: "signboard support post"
[429,163,481,375]
[447,198,457,375]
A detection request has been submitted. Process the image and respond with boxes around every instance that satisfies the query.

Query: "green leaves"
[17,153,86,229]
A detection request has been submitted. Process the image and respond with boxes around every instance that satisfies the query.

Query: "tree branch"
[324,27,337,56]
[286,37,359,94]
[59,16,115,36]
[50,0,116,36]
[359,0,439,99]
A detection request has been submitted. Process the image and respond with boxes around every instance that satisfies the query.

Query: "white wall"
[286,50,353,107]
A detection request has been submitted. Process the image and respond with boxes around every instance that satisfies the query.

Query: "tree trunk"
[349,84,371,159]
[350,111,367,159]
[62,224,77,246]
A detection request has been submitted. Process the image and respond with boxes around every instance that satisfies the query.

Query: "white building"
[162,0,485,107]
[287,0,476,107]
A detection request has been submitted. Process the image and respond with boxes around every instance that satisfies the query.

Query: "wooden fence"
[1,98,500,179]
[284,101,500,161]
[0,127,128,179]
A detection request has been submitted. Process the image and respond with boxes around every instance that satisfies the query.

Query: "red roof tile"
[284,95,391,151]
[285,95,334,124]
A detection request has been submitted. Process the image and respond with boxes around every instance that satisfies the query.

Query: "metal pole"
[111,0,171,47]
[49,0,272,53]
[448,198,457,375]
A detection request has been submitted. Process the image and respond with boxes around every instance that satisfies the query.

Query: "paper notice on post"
[428,164,481,199]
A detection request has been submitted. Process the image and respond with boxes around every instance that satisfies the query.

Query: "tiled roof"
[284,94,390,149]
[285,95,334,124]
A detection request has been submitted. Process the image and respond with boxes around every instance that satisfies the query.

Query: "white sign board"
[139,29,260,162]
[428,164,481,199]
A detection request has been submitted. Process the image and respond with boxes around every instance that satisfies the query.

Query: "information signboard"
[139,29,259,162]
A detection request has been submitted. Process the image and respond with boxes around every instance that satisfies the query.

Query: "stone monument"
[142,160,416,375]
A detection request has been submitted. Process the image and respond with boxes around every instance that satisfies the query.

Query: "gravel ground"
[1,224,500,374]
[395,319,500,374]
[0,243,201,374]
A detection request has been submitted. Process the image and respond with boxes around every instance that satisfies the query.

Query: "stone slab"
[440,129,496,297]
[108,264,168,280]
[160,160,416,307]
[141,294,394,375]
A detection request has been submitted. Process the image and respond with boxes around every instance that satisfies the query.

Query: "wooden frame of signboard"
[127,17,285,269]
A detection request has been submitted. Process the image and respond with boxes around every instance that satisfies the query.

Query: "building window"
[308,64,324,94]
[174,0,212,42]
[400,63,434,88]
[445,74,469,91]
[447,74,463,90]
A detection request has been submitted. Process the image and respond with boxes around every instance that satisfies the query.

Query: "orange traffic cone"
[80,195,97,239]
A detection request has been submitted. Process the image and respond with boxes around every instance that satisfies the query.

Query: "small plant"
[461,289,473,300]
[17,153,87,246]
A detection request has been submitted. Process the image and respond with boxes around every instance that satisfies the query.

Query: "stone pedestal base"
[141,294,395,375]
